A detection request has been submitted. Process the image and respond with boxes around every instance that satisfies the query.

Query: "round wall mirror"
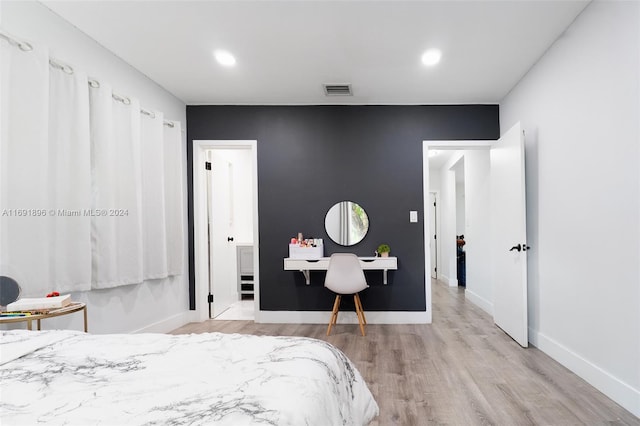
[325,201,369,246]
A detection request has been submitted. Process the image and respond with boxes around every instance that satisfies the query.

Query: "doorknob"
[227,237,234,242]
[509,244,522,252]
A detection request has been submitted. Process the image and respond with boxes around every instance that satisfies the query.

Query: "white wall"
[455,183,465,235]
[500,0,639,416]
[428,164,441,192]
[451,153,466,236]
[1,1,190,334]
[463,150,493,315]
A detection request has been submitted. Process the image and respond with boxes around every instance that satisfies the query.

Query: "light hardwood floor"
[171,280,639,425]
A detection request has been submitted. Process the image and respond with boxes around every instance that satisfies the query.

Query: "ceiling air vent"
[323,84,352,96]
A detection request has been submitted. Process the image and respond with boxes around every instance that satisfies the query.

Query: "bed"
[0,330,378,425]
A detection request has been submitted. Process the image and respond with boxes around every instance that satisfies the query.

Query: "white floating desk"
[284,256,398,285]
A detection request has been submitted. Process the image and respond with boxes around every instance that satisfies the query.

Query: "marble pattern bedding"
[0,330,378,425]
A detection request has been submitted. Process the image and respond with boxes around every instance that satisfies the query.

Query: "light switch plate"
[410,211,418,223]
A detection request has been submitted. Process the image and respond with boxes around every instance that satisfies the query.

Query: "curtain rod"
[0,30,32,51]
[2,29,178,129]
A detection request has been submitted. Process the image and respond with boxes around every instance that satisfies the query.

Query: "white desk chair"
[324,253,369,336]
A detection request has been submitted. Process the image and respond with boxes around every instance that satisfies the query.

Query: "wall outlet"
[410,211,418,223]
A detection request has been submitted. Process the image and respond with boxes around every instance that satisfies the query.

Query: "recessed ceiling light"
[428,150,440,158]
[421,48,442,66]
[214,50,236,67]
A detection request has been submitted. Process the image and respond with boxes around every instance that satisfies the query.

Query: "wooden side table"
[0,302,87,332]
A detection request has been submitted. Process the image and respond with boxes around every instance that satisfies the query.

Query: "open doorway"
[206,148,255,320]
[427,147,491,301]
[193,140,260,323]
[423,122,529,347]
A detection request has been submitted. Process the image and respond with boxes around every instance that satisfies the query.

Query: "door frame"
[193,140,260,323]
[423,140,493,321]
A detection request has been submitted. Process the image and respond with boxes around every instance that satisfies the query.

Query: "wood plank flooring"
[171,280,639,425]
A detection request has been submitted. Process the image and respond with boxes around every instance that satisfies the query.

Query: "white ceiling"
[42,0,589,105]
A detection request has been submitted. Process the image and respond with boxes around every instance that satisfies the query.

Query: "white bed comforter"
[0,330,378,425]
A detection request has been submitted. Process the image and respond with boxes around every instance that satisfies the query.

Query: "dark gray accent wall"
[186,105,499,312]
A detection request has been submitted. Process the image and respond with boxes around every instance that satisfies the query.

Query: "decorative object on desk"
[0,276,21,307]
[289,238,324,259]
[7,294,71,311]
[325,201,369,246]
[377,244,391,257]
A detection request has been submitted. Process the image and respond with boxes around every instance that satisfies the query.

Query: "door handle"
[509,244,522,252]
[227,237,234,242]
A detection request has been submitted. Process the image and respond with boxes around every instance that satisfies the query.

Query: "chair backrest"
[324,253,369,295]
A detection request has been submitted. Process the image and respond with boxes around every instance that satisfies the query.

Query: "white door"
[490,122,528,347]
[207,152,237,318]
[429,192,438,279]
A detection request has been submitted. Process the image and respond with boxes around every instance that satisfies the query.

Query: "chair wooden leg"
[327,295,341,336]
[354,294,366,336]
[355,293,367,325]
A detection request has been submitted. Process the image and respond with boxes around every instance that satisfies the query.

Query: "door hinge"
[205,161,211,170]
[434,234,436,240]
[207,294,213,303]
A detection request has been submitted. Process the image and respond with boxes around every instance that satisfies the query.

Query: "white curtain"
[89,84,144,289]
[0,41,51,297]
[48,64,92,292]
[140,111,168,279]
[164,122,184,276]
[89,81,117,286]
[0,41,92,296]
[1,35,184,295]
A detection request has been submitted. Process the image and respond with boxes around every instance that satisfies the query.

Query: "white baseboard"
[464,289,493,316]
[257,310,430,324]
[441,274,458,287]
[131,311,193,334]
[529,328,640,418]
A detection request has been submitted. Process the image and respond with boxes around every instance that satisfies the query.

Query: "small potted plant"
[377,244,391,257]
